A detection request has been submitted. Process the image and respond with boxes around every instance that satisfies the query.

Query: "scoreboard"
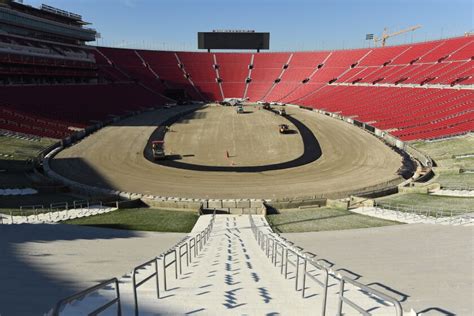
[198,31,270,50]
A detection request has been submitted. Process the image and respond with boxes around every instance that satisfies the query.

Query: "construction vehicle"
[278,108,286,116]
[374,25,421,47]
[236,105,244,114]
[279,124,290,134]
[152,140,166,160]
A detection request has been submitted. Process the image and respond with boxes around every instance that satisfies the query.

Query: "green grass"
[410,134,474,188]
[266,208,401,233]
[376,193,474,215]
[65,208,199,233]
[435,171,474,189]
[0,134,87,210]
[0,135,57,161]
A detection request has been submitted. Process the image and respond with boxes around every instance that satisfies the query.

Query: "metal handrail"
[266,236,275,259]
[50,212,217,314]
[250,214,402,316]
[285,247,305,291]
[273,240,286,274]
[52,278,121,316]
[162,249,178,291]
[336,275,403,316]
[195,233,202,254]
[132,257,159,316]
[189,237,196,261]
[302,258,329,315]
[178,243,189,275]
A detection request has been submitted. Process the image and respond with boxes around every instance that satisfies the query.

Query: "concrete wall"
[267,197,326,210]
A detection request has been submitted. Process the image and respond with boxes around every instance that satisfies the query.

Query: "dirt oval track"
[51,105,403,200]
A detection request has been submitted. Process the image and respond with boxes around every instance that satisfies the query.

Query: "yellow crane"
[374,25,422,47]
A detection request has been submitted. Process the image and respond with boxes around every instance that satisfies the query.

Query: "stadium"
[0,0,473,315]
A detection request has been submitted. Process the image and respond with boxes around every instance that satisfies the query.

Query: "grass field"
[376,193,474,215]
[435,171,474,189]
[266,208,401,233]
[66,208,199,233]
[0,134,57,188]
[0,134,78,210]
[0,135,56,161]
[410,134,474,188]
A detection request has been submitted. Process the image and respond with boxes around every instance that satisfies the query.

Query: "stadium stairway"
[50,214,409,315]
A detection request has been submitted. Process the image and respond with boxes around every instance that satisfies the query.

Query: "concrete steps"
[50,214,407,315]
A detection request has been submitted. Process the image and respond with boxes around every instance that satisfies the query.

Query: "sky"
[25,0,474,51]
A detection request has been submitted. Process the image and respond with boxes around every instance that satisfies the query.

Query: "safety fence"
[50,212,216,316]
[373,202,473,225]
[248,215,404,316]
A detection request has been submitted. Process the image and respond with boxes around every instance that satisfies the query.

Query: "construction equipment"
[236,105,244,114]
[151,140,166,160]
[278,108,286,116]
[279,124,289,134]
[374,25,421,47]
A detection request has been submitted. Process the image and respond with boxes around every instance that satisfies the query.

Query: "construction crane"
[374,25,422,47]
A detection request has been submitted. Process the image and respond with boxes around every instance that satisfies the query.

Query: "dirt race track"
[51,104,403,200]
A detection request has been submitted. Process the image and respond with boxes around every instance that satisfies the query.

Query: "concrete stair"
[50,214,408,315]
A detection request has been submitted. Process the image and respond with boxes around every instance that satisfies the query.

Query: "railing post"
[186,242,190,267]
[336,277,345,316]
[302,258,307,298]
[116,279,122,316]
[295,255,300,291]
[155,258,160,299]
[174,249,178,279]
[162,255,168,291]
[132,270,138,316]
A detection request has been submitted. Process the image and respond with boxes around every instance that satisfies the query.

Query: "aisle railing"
[50,212,216,316]
[248,214,403,316]
[51,278,121,316]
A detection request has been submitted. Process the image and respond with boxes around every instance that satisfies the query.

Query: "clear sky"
[26,0,473,51]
